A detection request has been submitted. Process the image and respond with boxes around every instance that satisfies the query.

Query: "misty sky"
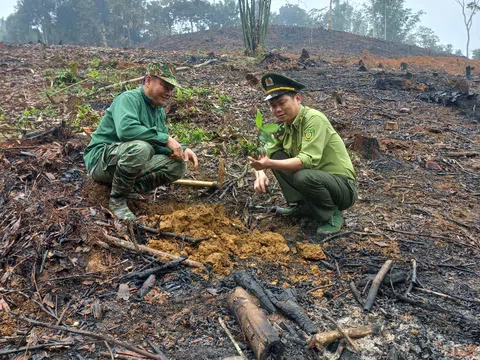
[1,0,479,54]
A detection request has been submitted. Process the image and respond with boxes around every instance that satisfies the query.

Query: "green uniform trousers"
[271,150,357,222]
[90,140,186,194]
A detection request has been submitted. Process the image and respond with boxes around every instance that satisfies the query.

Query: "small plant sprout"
[253,109,280,157]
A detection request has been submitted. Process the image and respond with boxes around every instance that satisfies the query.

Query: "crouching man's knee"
[165,160,187,182]
[118,140,154,172]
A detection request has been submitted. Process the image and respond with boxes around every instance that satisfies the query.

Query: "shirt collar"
[291,105,306,129]
[140,87,155,107]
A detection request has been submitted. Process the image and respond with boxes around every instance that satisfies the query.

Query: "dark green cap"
[261,72,306,101]
[146,62,180,88]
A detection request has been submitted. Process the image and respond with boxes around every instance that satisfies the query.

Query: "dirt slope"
[146,25,453,58]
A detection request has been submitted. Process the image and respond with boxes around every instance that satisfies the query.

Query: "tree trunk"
[466,30,470,58]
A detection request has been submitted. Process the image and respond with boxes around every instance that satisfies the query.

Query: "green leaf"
[261,123,280,133]
[255,109,263,129]
[257,147,266,156]
[259,130,275,144]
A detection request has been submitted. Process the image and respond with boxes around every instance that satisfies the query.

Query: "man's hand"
[183,148,198,170]
[253,170,270,194]
[167,137,183,160]
[248,155,271,171]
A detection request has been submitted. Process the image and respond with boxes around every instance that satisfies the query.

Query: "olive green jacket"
[84,87,170,172]
[266,105,356,180]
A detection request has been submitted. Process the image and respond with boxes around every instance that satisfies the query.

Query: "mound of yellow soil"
[145,205,291,275]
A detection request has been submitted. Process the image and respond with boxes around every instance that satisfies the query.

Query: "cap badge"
[265,77,274,86]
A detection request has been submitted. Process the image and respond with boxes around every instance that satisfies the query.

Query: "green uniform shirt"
[83,87,170,172]
[266,105,356,180]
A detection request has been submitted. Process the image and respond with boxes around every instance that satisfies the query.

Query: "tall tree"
[472,48,480,59]
[238,0,271,55]
[310,2,368,36]
[414,26,440,50]
[109,0,146,46]
[208,0,239,29]
[366,0,424,43]
[454,0,480,58]
[55,0,108,45]
[14,0,57,44]
[0,18,6,41]
[271,4,312,27]
[146,1,176,37]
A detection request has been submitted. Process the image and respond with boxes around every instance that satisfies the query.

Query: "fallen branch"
[0,342,74,356]
[307,324,382,349]
[364,260,393,312]
[349,281,365,308]
[121,257,187,281]
[86,76,144,97]
[321,313,360,353]
[218,317,247,359]
[99,352,145,360]
[318,231,353,244]
[405,259,417,295]
[413,287,480,305]
[176,59,216,72]
[103,233,205,270]
[445,151,479,158]
[194,59,216,68]
[146,339,168,360]
[382,228,474,248]
[10,312,165,360]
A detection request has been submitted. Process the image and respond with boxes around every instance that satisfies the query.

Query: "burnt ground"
[0,39,480,360]
[146,25,451,59]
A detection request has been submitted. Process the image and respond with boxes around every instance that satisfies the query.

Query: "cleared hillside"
[146,25,451,58]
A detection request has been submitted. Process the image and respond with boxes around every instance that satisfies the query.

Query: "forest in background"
[1,0,480,59]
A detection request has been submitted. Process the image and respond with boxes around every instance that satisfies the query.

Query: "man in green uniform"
[84,62,198,221]
[248,73,357,235]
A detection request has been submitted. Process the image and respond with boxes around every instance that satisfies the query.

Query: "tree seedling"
[252,109,280,157]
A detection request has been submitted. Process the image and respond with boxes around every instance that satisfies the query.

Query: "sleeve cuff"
[296,154,311,169]
[158,133,169,145]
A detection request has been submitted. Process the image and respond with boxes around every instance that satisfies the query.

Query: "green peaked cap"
[146,62,180,88]
[261,72,306,101]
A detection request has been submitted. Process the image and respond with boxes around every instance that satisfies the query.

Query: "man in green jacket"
[248,73,357,236]
[84,62,198,221]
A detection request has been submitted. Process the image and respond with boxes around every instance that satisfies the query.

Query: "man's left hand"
[184,148,199,170]
[248,155,271,171]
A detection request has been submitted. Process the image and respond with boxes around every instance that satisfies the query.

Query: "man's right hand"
[166,137,183,160]
[254,170,270,194]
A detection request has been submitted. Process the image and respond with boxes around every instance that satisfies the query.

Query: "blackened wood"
[0,342,75,355]
[121,257,187,281]
[227,287,284,360]
[351,134,382,160]
[233,271,276,313]
[364,260,393,311]
[349,281,365,308]
[265,288,317,334]
[357,270,408,287]
[137,275,157,299]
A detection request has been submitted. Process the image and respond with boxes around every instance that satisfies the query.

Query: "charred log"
[228,287,284,360]
[233,271,276,314]
[265,288,317,335]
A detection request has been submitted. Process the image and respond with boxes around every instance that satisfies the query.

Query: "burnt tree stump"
[299,49,310,61]
[228,287,284,360]
[351,134,382,160]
